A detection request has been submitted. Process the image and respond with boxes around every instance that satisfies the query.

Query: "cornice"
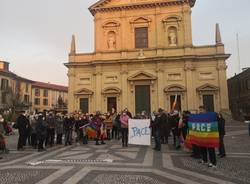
[89,0,190,16]
[64,54,231,67]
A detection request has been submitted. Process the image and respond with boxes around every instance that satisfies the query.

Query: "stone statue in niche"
[107,31,116,50]
[168,29,177,46]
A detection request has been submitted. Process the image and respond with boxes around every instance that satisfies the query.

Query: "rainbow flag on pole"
[186,112,219,148]
[171,94,178,111]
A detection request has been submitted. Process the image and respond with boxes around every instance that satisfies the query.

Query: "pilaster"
[217,60,229,111]
[184,61,195,111]
[121,64,128,110]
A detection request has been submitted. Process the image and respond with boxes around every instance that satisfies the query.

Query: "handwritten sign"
[128,119,151,146]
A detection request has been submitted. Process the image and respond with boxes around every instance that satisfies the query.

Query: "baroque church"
[65,0,230,114]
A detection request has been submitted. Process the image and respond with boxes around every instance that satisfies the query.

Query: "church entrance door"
[135,85,151,115]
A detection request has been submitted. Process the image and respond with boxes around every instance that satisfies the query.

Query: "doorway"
[80,98,89,113]
[107,97,117,113]
[135,85,151,115]
[202,94,214,112]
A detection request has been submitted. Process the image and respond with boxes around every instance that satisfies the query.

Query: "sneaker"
[220,154,226,158]
[199,160,207,165]
[208,163,217,168]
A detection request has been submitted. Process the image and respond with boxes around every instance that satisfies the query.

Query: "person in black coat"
[64,115,74,146]
[16,112,29,150]
[218,113,226,157]
[151,111,161,151]
[46,112,56,147]
[36,114,47,152]
[158,108,169,144]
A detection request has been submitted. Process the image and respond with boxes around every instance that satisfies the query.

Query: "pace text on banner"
[128,119,151,146]
[186,112,219,148]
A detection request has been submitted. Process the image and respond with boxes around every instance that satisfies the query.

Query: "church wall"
[66,1,230,115]
[94,4,190,51]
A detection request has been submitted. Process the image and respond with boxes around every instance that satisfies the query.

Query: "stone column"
[184,61,196,111]
[217,61,229,112]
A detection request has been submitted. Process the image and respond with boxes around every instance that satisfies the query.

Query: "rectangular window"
[135,27,148,48]
[1,92,7,104]
[34,98,40,105]
[43,89,48,97]
[170,95,181,111]
[25,83,29,93]
[247,79,250,90]
[1,79,9,90]
[43,99,48,106]
[35,89,40,96]
[24,95,29,103]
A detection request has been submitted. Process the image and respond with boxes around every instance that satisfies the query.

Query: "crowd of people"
[0,106,226,168]
[151,106,226,168]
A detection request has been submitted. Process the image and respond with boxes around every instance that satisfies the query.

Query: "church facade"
[65,0,230,115]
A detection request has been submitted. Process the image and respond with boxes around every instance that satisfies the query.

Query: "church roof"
[89,0,196,15]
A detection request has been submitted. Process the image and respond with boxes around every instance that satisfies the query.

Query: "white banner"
[128,119,151,146]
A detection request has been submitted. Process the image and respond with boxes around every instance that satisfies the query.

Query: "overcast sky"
[0,0,249,86]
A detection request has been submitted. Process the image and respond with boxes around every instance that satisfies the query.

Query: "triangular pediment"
[75,88,94,95]
[128,71,157,81]
[197,84,219,92]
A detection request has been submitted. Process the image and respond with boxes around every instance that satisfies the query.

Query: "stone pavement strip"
[0,126,250,184]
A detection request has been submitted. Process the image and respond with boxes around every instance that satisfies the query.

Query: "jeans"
[17,132,25,150]
[65,130,72,145]
[56,134,63,144]
[121,128,128,146]
[38,136,45,150]
[46,128,55,146]
[219,135,226,155]
[154,129,161,151]
[31,133,37,148]
[248,123,250,136]
[200,147,216,165]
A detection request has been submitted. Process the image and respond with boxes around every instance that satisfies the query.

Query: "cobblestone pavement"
[0,122,249,184]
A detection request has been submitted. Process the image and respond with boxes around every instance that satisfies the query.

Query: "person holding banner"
[194,106,218,168]
[120,111,129,147]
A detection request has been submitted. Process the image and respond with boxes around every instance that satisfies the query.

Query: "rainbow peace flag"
[86,122,97,139]
[186,112,219,148]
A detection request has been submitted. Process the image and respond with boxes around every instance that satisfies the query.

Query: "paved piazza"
[1,122,250,184]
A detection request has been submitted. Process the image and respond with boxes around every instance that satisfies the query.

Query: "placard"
[128,119,151,146]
